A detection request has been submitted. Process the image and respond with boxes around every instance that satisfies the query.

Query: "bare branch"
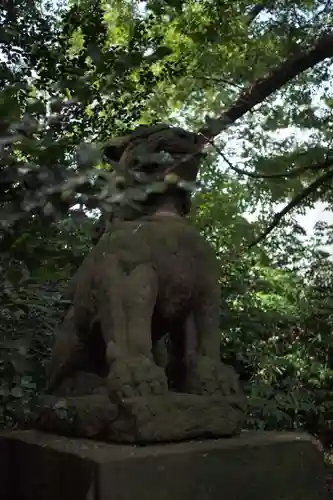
[210,142,333,179]
[198,32,333,141]
[248,166,333,249]
[197,75,243,90]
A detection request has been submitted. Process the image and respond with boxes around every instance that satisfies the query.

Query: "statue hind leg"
[47,307,89,393]
[184,282,245,405]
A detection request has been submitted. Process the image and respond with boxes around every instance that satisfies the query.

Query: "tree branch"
[210,142,333,179]
[248,166,333,249]
[248,3,267,24]
[197,75,243,90]
[198,32,333,141]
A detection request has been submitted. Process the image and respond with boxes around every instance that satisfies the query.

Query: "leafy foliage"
[2,0,333,446]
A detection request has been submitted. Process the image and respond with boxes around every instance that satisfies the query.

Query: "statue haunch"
[48,124,243,405]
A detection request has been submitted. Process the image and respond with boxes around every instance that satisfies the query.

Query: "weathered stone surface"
[35,393,118,439]
[49,214,229,399]
[110,393,245,443]
[0,430,327,500]
[31,392,245,443]
[104,123,203,187]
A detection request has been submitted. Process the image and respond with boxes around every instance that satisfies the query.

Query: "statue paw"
[107,355,168,399]
[185,356,246,406]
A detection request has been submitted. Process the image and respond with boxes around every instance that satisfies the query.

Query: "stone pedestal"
[0,429,327,500]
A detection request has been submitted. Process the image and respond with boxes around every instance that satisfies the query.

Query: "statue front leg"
[98,260,167,399]
[124,263,157,359]
[95,254,129,362]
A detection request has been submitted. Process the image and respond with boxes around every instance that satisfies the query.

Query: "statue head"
[103,124,203,219]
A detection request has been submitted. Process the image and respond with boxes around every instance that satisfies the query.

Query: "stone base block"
[0,430,327,500]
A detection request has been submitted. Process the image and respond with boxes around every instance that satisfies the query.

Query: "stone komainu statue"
[36,124,246,443]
